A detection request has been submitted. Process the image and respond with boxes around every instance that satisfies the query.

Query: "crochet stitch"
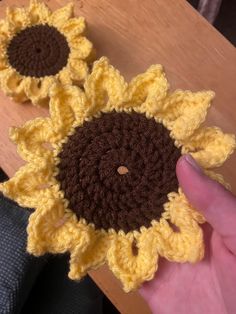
[56,111,181,233]
[7,25,70,77]
[0,0,94,106]
[0,57,235,292]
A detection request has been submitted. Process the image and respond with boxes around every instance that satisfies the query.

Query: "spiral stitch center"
[7,24,70,77]
[56,111,181,233]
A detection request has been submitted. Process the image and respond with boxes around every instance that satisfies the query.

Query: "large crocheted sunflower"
[0,0,93,106]
[0,57,235,292]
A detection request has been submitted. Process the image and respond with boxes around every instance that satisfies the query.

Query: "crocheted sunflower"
[0,57,235,292]
[0,0,93,106]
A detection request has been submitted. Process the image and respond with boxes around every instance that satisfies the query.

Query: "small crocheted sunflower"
[0,57,235,292]
[0,0,93,106]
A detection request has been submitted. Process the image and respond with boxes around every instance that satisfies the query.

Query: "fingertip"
[176,155,211,207]
[176,154,203,178]
[176,155,236,246]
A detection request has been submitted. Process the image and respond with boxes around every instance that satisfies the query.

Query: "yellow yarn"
[0,0,94,106]
[0,57,235,292]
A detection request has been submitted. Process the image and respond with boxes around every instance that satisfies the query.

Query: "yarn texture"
[56,111,181,233]
[0,0,94,106]
[0,57,235,292]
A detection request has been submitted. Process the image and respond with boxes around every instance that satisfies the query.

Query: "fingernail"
[184,154,203,173]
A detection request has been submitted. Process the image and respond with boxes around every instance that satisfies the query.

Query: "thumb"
[176,154,236,255]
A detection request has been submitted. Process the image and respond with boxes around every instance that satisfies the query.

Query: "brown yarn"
[7,25,70,78]
[56,112,181,233]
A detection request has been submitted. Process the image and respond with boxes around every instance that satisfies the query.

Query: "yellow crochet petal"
[84,57,127,115]
[9,117,55,163]
[177,190,205,223]
[60,17,86,39]
[68,57,88,82]
[49,84,87,137]
[69,229,110,280]
[159,90,214,141]
[0,68,29,102]
[0,19,11,43]
[125,64,169,111]
[27,198,90,255]
[182,127,236,168]
[24,77,56,106]
[58,67,72,85]
[205,170,230,189]
[49,3,73,29]
[107,230,158,292]
[28,0,50,24]
[6,7,30,31]
[0,68,20,91]
[70,36,93,60]
[0,164,54,208]
[154,192,204,263]
[0,52,8,71]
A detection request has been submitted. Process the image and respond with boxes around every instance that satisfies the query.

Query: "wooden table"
[0,0,236,313]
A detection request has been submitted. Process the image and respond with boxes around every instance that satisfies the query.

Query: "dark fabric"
[0,194,46,314]
[215,0,236,46]
[198,0,222,24]
[188,0,236,46]
[0,169,118,314]
[21,256,104,314]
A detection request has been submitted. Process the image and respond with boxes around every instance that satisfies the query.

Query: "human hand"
[140,155,236,314]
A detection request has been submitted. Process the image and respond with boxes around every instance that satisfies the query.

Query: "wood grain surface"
[0,0,236,313]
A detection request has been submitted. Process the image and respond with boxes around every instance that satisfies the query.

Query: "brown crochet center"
[7,25,70,77]
[56,112,181,233]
